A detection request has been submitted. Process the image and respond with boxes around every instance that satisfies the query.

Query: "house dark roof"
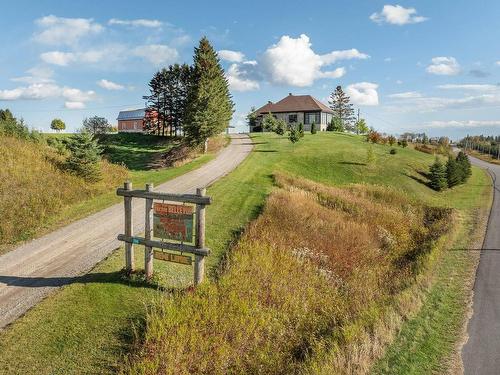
[255,94,334,115]
[117,108,146,121]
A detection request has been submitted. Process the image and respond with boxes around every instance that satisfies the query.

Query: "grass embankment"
[0,133,217,254]
[0,133,490,374]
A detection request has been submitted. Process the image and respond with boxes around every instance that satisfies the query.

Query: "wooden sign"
[153,250,192,265]
[153,202,194,242]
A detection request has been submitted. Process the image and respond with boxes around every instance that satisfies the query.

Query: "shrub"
[367,130,382,144]
[298,122,304,137]
[388,135,396,146]
[429,158,447,191]
[327,117,344,132]
[275,119,286,135]
[64,132,103,181]
[311,122,317,134]
[288,125,300,144]
[262,112,276,132]
[390,148,397,155]
[401,139,408,148]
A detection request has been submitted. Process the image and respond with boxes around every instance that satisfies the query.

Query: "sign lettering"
[153,202,194,242]
[153,250,192,265]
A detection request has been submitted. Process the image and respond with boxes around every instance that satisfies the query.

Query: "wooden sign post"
[117,183,211,285]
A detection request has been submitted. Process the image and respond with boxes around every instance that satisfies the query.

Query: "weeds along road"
[462,153,500,375]
[0,134,253,329]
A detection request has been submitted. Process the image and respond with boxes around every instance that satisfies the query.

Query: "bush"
[311,122,317,134]
[327,117,344,132]
[401,139,408,148]
[388,135,396,146]
[275,119,286,135]
[288,125,300,143]
[390,148,397,155]
[298,122,304,137]
[367,130,382,144]
[64,132,103,181]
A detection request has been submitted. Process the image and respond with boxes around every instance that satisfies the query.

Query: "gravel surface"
[0,134,252,329]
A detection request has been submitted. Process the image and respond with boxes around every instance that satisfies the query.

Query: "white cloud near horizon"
[426,57,460,75]
[219,50,245,63]
[424,120,500,128]
[33,15,103,45]
[261,34,368,87]
[64,101,86,109]
[437,84,499,91]
[108,18,162,28]
[97,79,125,90]
[346,82,379,106]
[370,5,428,25]
[388,91,422,98]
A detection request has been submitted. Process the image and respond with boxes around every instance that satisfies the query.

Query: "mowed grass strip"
[0,132,489,374]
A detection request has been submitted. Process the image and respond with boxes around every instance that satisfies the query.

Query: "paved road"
[0,134,252,329]
[462,154,500,374]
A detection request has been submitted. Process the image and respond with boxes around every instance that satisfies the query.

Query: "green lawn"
[0,132,490,374]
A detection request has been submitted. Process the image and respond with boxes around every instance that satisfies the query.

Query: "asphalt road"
[0,134,252,329]
[462,154,500,374]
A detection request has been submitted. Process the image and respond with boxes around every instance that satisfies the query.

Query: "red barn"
[117,108,158,133]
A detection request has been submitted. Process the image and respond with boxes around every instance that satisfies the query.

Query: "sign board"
[153,202,194,242]
[153,249,192,265]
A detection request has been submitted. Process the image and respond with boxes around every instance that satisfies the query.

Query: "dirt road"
[462,154,500,374]
[0,134,252,329]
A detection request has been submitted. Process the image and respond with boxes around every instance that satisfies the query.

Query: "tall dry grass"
[0,136,128,245]
[124,174,452,375]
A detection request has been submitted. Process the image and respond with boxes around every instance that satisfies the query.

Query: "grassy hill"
[0,132,490,374]
[0,133,217,253]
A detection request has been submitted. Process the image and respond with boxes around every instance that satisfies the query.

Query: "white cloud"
[346,82,379,106]
[218,50,245,62]
[226,63,260,92]
[424,120,500,128]
[11,66,54,84]
[370,5,428,25]
[261,34,367,87]
[97,79,125,90]
[437,84,499,92]
[64,101,86,109]
[40,51,76,66]
[426,57,460,75]
[33,15,103,45]
[133,44,179,65]
[388,91,422,99]
[0,82,95,104]
[108,18,162,28]
[495,61,500,66]
[396,80,403,84]
[384,57,392,62]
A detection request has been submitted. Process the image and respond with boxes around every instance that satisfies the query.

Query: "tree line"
[144,37,233,147]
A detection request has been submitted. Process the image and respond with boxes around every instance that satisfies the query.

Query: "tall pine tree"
[184,37,234,148]
[329,86,355,131]
[429,158,447,191]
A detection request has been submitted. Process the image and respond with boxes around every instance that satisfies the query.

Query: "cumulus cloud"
[40,50,107,66]
[11,66,54,84]
[97,79,125,90]
[370,5,428,25]
[226,63,260,92]
[133,44,179,65]
[64,101,86,109]
[108,18,162,28]
[0,82,95,105]
[218,50,245,62]
[388,91,422,98]
[346,82,379,106]
[426,57,460,75]
[261,34,367,87]
[33,15,103,45]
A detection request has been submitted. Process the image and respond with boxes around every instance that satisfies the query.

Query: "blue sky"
[1,0,500,139]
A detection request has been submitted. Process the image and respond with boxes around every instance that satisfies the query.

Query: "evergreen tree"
[0,109,15,121]
[366,145,375,165]
[456,151,472,183]
[446,157,461,188]
[246,106,258,132]
[298,122,304,137]
[50,118,66,132]
[64,132,102,182]
[288,125,300,143]
[310,122,317,134]
[429,158,447,191]
[355,118,369,134]
[275,119,286,135]
[329,86,355,131]
[184,37,234,146]
[262,112,276,132]
[327,117,345,132]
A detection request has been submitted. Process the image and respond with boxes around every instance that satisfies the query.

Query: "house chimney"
[289,93,292,96]
[268,101,272,104]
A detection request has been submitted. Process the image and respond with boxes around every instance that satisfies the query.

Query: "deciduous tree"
[82,116,111,135]
[50,118,66,132]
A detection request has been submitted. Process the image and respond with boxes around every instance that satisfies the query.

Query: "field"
[0,132,491,374]
[0,133,216,254]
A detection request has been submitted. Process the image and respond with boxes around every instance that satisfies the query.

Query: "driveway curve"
[462,153,500,374]
[0,134,253,329]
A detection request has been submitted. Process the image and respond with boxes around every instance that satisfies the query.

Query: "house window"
[304,112,320,124]
[288,114,297,123]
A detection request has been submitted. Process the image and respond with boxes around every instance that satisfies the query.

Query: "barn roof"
[117,108,146,121]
